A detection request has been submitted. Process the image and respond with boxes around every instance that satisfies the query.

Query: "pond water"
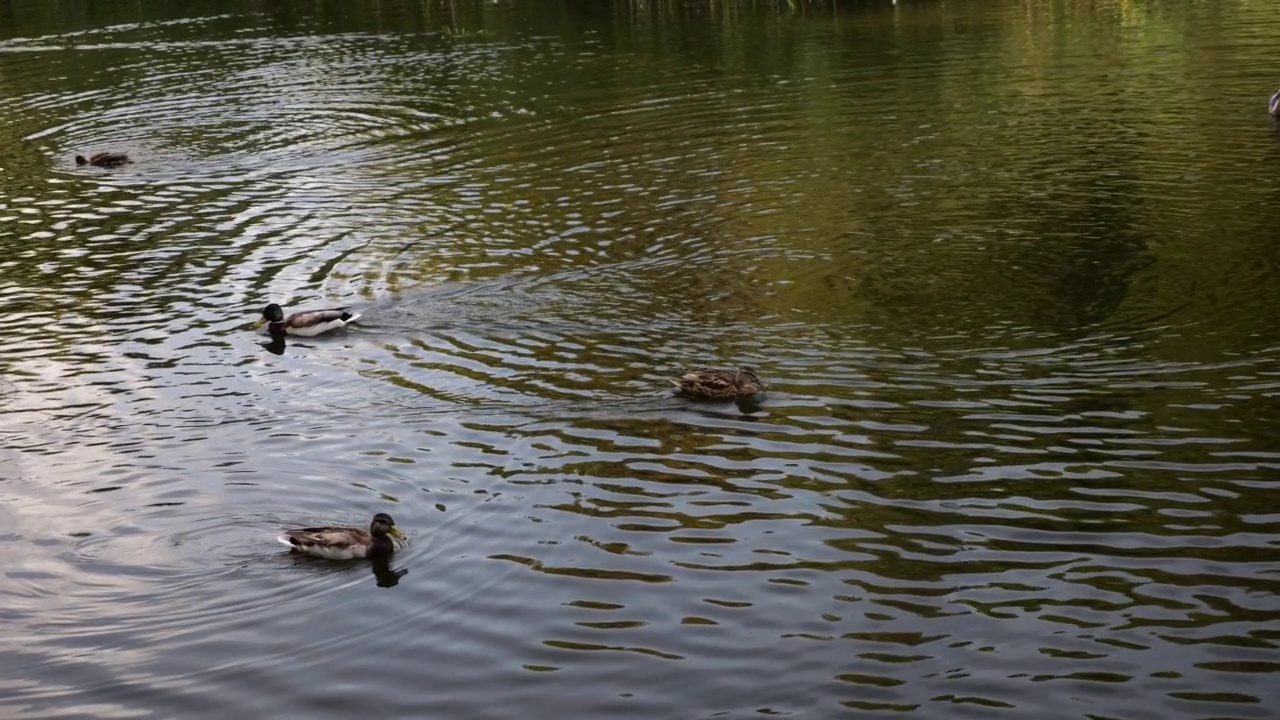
[1,0,1278,717]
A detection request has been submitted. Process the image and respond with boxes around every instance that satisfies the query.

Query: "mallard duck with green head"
[255,303,361,337]
[75,152,132,168]
[670,367,767,400]
[278,513,407,560]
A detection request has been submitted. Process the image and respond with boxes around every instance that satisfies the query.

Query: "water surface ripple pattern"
[1,2,1278,718]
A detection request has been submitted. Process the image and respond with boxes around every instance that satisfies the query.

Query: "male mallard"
[278,513,407,560]
[254,302,361,337]
[75,152,131,168]
[1270,89,1280,118]
[670,366,767,400]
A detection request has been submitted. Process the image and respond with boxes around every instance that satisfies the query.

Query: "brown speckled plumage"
[670,367,767,400]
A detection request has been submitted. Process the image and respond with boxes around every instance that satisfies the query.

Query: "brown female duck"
[670,367,767,400]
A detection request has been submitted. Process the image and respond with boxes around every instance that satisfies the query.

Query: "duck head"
[370,513,407,541]
[254,303,285,330]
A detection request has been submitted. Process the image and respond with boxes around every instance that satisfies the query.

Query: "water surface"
[2,1,1279,718]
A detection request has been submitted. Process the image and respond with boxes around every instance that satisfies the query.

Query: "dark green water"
[2,1,1278,717]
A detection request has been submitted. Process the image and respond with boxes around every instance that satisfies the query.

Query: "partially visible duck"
[670,367,767,400]
[254,303,361,337]
[1270,89,1280,118]
[75,152,131,168]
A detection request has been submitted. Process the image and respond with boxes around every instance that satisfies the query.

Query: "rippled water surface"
[2,0,1279,717]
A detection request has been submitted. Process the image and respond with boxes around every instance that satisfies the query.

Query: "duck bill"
[389,527,407,541]
[253,318,266,329]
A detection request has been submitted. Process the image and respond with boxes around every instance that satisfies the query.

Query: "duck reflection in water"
[285,553,408,588]
[261,335,287,356]
[370,557,408,588]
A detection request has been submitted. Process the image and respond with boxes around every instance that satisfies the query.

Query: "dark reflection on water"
[2,0,1280,718]
[287,553,408,589]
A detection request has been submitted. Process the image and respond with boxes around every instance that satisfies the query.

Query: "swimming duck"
[670,367,767,400]
[254,303,361,337]
[75,152,131,168]
[278,513,407,560]
[1270,89,1280,118]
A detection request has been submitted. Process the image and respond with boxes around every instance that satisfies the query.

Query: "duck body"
[1270,89,1280,118]
[670,367,767,400]
[255,302,360,337]
[75,152,131,168]
[278,513,406,560]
